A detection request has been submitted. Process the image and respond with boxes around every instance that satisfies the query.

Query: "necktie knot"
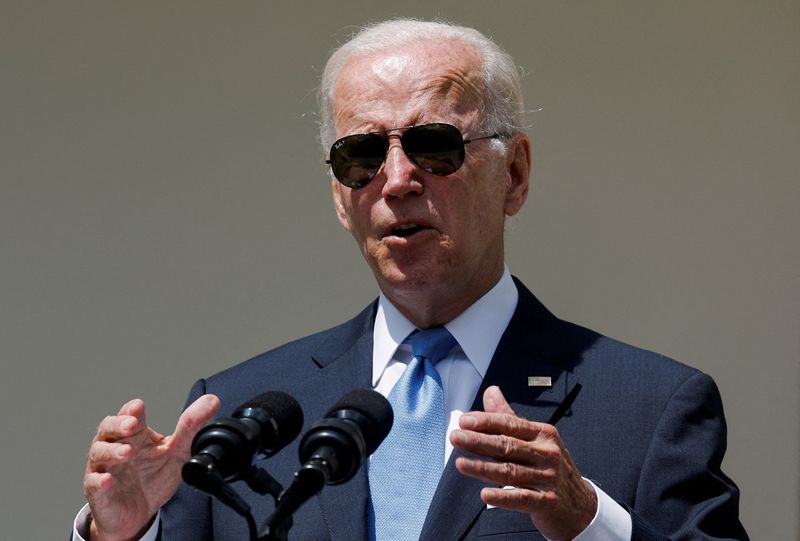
[405,326,457,365]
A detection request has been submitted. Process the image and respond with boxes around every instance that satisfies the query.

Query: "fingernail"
[121,419,134,431]
[460,414,476,429]
[451,430,466,445]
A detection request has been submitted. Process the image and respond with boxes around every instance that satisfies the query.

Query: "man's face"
[330,42,529,322]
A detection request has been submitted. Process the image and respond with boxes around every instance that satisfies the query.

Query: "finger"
[450,427,561,465]
[117,397,145,418]
[92,398,147,441]
[458,410,553,441]
[118,398,149,435]
[96,414,141,442]
[83,471,113,499]
[455,455,557,489]
[87,441,133,470]
[480,486,556,514]
[482,385,515,415]
[168,394,221,452]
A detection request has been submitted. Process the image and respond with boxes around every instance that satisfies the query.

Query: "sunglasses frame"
[325,123,504,189]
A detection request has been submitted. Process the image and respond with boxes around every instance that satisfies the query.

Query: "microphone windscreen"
[238,391,304,450]
[325,389,393,454]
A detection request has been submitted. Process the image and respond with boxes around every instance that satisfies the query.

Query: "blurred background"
[1,1,797,538]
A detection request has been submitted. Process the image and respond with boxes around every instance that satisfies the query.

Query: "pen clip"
[546,383,582,425]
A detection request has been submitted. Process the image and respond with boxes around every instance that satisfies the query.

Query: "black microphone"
[299,388,393,484]
[260,389,393,535]
[182,391,304,488]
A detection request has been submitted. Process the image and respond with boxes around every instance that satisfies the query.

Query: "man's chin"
[372,264,442,294]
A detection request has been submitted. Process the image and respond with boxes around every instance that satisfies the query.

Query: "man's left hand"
[450,385,597,541]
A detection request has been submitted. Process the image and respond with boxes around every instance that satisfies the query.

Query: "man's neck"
[379,266,505,329]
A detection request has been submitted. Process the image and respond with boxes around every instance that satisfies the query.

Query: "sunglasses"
[326,123,504,189]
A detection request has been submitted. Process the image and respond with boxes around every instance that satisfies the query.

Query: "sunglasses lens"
[330,133,388,188]
[402,123,465,176]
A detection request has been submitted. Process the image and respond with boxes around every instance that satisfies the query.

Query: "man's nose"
[381,139,423,198]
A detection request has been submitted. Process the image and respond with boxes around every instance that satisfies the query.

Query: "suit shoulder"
[511,277,706,388]
[554,317,708,391]
[206,300,377,386]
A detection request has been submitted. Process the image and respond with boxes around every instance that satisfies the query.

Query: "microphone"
[298,388,393,484]
[260,389,393,535]
[182,391,304,488]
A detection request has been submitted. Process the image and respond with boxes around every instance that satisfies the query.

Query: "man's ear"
[503,132,531,217]
[331,178,352,232]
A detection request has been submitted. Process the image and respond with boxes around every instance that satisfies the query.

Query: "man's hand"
[83,395,220,541]
[450,386,597,541]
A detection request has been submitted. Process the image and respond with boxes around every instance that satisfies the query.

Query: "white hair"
[319,19,525,152]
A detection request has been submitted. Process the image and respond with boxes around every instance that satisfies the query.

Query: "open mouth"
[391,224,424,238]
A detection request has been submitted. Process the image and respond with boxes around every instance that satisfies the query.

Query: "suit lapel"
[308,302,377,541]
[421,279,587,541]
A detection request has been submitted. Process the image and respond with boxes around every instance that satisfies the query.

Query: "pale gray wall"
[1,1,797,539]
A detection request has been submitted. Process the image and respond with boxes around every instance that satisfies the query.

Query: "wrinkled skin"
[83,395,219,540]
[330,41,530,328]
[452,386,597,540]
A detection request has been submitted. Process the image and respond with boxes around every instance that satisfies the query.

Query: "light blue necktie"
[369,326,458,541]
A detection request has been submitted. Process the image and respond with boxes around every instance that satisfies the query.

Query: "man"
[75,20,748,541]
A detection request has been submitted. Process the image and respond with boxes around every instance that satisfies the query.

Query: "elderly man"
[75,20,748,541]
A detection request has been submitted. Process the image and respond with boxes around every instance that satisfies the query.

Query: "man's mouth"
[391,223,424,238]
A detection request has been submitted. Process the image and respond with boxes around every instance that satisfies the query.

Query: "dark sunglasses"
[325,123,504,189]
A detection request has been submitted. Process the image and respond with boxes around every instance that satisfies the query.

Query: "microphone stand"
[257,447,341,541]
[242,465,291,541]
[189,462,289,541]
[186,467,259,541]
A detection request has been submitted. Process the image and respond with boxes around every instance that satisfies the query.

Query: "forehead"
[332,41,485,133]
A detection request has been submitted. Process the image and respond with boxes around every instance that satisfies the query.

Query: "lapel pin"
[528,376,552,387]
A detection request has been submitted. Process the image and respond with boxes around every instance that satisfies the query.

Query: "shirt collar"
[372,267,519,386]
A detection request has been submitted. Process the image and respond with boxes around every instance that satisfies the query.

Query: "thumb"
[482,385,515,415]
[169,394,221,453]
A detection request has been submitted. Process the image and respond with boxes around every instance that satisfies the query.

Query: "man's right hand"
[83,394,220,541]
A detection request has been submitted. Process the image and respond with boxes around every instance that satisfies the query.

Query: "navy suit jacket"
[160,278,748,540]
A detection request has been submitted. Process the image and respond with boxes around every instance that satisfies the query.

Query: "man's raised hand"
[83,394,220,541]
[450,386,597,541]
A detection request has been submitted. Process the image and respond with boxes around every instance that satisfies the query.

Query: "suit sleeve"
[629,372,748,540]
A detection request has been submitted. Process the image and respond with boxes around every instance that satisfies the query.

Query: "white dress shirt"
[74,268,630,541]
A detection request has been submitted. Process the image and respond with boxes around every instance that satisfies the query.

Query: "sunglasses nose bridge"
[383,133,416,169]
[381,135,424,197]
